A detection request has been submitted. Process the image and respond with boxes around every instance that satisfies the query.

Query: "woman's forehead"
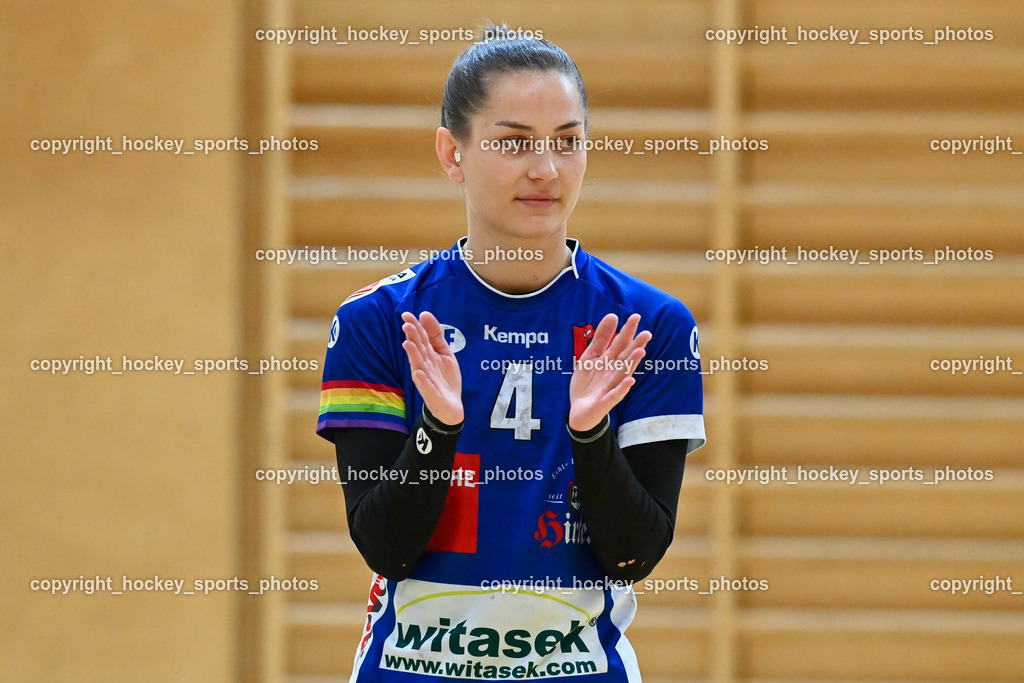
[474,71,585,129]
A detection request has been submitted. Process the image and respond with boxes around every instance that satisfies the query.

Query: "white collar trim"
[456,237,581,299]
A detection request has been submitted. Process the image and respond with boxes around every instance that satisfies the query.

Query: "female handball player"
[318,25,705,681]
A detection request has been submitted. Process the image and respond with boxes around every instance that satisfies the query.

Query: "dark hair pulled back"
[441,24,588,140]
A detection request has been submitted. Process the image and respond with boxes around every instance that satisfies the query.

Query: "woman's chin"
[499,216,567,242]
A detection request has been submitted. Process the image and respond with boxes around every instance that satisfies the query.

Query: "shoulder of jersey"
[339,259,439,309]
[582,252,692,319]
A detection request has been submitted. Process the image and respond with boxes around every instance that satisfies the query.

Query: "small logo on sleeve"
[416,428,432,454]
[327,315,340,349]
[342,268,416,306]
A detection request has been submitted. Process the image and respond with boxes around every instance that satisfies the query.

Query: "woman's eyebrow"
[492,120,583,132]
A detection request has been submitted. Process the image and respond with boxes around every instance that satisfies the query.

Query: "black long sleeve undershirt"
[568,416,688,582]
[332,416,687,583]
[330,407,463,581]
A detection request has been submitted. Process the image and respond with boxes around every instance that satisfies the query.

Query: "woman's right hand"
[401,311,464,425]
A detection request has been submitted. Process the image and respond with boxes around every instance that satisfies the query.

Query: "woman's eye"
[559,136,580,151]
[503,137,527,153]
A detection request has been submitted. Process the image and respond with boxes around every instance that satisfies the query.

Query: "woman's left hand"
[568,313,651,432]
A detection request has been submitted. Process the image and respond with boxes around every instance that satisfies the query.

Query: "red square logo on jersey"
[425,452,480,554]
[573,324,594,361]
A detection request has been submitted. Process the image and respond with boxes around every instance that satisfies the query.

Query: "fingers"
[621,329,652,369]
[401,339,424,371]
[604,375,636,406]
[403,339,442,398]
[401,311,424,349]
[605,313,639,359]
[583,313,650,367]
[418,311,452,355]
[402,311,451,355]
[401,314,430,371]
[400,310,463,424]
[614,316,651,368]
[582,313,619,359]
[621,345,648,376]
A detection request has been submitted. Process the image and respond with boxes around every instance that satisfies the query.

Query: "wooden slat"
[285,605,1024,679]
[290,125,439,178]
[293,45,709,108]
[291,197,466,250]
[286,551,715,607]
[628,618,711,679]
[736,328,1024,397]
[287,616,364,676]
[740,264,1024,325]
[290,406,329,460]
[746,132,1024,184]
[281,253,1024,333]
[746,47,1024,112]
[740,484,1024,539]
[287,479,348,532]
[739,624,1024,680]
[287,265,411,319]
[287,552,374,604]
[743,182,1023,208]
[745,204,1024,255]
[742,399,1024,468]
[747,0,1024,32]
[737,556,1024,611]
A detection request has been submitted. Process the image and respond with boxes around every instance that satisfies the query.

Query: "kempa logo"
[483,325,549,349]
[393,617,590,658]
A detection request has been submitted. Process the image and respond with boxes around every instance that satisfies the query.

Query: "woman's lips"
[517,196,558,208]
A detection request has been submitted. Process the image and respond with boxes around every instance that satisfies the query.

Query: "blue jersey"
[318,238,705,681]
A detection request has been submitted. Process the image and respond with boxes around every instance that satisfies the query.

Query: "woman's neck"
[463,233,572,294]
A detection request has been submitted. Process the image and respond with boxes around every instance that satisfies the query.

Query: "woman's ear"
[436,127,465,183]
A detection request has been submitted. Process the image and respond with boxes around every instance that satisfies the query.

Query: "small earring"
[453,151,461,164]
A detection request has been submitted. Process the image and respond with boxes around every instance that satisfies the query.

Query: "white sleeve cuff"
[617,415,706,454]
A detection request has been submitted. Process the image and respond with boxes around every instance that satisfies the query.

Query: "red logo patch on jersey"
[359,575,388,654]
[425,452,480,554]
[535,510,564,549]
[572,324,594,360]
[342,268,416,306]
[534,508,591,550]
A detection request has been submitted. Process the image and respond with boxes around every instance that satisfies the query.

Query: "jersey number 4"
[489,362,541,440]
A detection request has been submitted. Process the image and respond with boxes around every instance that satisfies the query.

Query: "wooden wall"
[1,1,244,681]
[4,1,1021,682]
